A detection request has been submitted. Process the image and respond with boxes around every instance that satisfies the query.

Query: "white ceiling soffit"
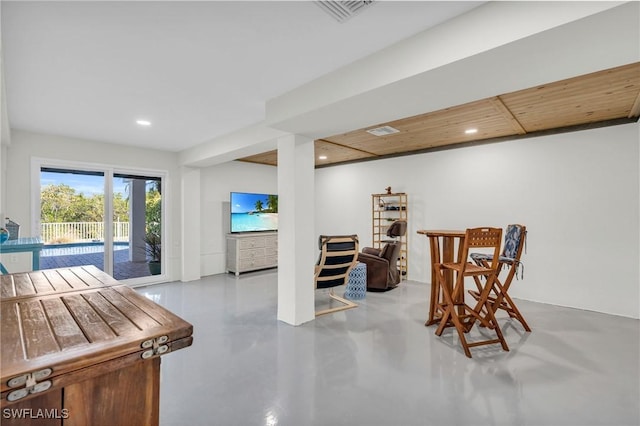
[1,1,485,152]
[314,1,376,23]
[266,1,638,140]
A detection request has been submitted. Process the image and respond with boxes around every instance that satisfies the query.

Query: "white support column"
[181,166,201,282]
[277,134,315,326]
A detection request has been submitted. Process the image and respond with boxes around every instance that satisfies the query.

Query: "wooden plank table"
[416,230,466,326]
[0,266,193,426]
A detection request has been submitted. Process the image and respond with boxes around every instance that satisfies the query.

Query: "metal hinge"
[140,335,169,359]
[6,368,53,402]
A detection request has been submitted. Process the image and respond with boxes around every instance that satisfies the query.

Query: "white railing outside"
[41,222,129,244]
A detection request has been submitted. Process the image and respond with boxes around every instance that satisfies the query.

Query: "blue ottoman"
[345,262,367,300]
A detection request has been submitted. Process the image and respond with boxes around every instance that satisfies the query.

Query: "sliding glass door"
[40,168,107,271]
[37,163,164,284]
[112,174,162,280]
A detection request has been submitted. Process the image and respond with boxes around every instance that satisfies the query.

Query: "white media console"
[226,232,278,276]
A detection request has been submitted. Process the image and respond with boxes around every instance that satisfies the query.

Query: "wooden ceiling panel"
[501,62,640,132]
[315,139,377,165]
[324,98,523,156]
[238,141,376,167]
[239,150,278,166]
[238,62,640,168]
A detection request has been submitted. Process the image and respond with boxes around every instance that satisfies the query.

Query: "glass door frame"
[31,157,168,286]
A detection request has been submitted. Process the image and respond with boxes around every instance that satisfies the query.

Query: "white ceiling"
[1,1,485,152]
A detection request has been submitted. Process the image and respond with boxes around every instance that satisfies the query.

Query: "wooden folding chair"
[469,224,530,331]
[315,235,359,317]
[434,227,509,358]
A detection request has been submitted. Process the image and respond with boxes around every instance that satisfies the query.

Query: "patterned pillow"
[502,225,523,259]
[471,225,526,278]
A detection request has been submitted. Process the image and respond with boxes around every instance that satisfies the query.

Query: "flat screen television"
[230,192,278,233]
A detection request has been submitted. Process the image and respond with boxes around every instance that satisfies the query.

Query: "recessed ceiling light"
[465,128,478,134]
[136,120,151,126]
[318,155,328,160]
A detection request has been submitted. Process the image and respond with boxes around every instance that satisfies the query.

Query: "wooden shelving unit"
[371,192,408,281]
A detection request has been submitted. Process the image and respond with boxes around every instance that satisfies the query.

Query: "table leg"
[424,233,465,327]
[426,236,440,325]
[442,236,459,315]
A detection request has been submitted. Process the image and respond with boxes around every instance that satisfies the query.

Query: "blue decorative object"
[345,262,367,300]
[0,227,9,244]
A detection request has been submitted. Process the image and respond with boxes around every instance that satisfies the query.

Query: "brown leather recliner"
[358,220,407,291]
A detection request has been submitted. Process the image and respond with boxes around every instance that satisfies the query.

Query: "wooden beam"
[316,138,379,157]
[491,96,527,134]
[629,90,640,118]
[315,117,637,169]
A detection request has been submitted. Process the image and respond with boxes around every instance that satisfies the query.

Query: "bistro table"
[0,237,44,274]
[0,265,193,426]
[416,230,466,326]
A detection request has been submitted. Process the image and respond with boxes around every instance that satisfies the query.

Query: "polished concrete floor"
[137,271,640,426]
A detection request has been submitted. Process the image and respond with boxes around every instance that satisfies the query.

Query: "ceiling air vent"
[366,125,400,137]
[314,1,376,23]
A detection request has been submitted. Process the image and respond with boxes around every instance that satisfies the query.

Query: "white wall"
[3,130,183,279]
[200,160,278,276]
[1,53,10,217]
[9,124,636,319]
[315,123,640,319]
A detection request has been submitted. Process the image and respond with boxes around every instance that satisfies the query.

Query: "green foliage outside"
[40,183,161,240]
[146,186,161,236]
[144,183,162,263]
[41,184,129,223]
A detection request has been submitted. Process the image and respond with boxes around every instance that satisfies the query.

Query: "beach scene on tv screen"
[231,192,278,232]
